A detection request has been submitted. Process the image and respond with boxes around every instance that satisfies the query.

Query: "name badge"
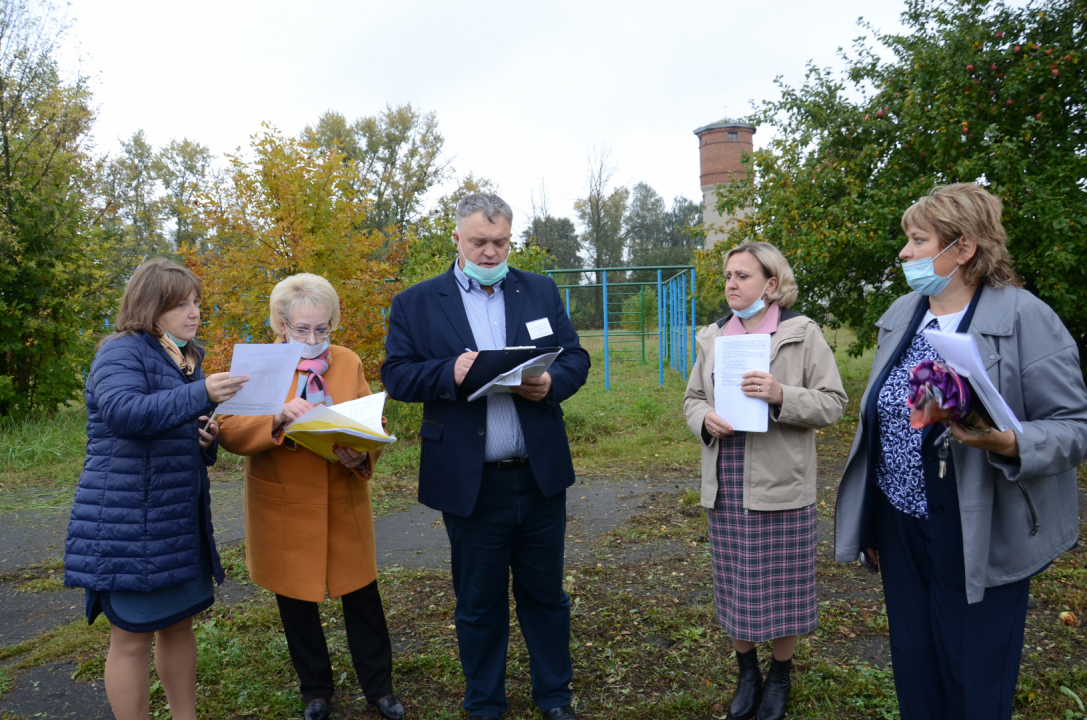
[526,317,553,340]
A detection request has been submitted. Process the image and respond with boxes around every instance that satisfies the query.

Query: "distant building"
[694,118,755,250]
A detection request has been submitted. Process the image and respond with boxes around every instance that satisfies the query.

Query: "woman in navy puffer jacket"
[64,259,247,720]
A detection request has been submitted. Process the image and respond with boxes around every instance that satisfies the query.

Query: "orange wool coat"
[217,345,381,603]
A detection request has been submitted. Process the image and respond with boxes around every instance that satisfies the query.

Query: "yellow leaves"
[183,126,400,379]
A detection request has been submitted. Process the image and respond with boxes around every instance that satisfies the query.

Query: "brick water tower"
[694,118,755,250]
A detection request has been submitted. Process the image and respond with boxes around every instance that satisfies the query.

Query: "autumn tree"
[625,183,702,280]
[98,130,172,263]
[308,104,451,233]
[574,149,628,325]
[699,0,1087,360]
[0,0,119,415]
[521,182,580,270]
[155,138,213,250]
[521,215,579,270]
[182,125,399,379]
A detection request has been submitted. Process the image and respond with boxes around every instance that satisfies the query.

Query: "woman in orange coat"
[218,273,404,720]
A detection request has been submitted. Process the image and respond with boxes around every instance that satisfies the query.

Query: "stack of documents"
[461,347,563,402]
[285,392,397,462]
[922,330,1022,433]
[713,334,772,433]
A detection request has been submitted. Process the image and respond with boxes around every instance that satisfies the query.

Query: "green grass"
[0,408,88,493]
[3,328,1087,718]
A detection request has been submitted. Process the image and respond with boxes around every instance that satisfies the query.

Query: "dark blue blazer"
[381,264,590,517]
[65,332,224,592]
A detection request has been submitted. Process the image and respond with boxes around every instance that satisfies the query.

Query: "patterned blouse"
[875,319,944,518]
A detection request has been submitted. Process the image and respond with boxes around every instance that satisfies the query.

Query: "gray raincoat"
[835,285,1087,603]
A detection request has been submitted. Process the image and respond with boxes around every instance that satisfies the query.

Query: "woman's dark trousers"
[874,435,1029,720]
[275,581,394,704]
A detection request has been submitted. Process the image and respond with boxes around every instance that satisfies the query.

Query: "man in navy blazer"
[382,193,590,720]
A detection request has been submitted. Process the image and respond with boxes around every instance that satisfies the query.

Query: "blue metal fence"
[548,265,696,389]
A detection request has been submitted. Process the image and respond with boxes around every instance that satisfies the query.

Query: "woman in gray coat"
[834,183,1087,720]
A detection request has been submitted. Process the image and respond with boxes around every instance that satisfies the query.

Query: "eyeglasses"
[285,321,331,341]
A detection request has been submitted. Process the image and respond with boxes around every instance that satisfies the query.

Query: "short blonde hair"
[724,241,799,309]
[901,183,1022,288]
[268,273,341,336]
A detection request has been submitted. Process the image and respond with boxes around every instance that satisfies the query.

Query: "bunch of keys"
[934,425,953,478]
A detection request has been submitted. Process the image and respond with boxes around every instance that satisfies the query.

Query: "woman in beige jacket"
[684,242,846,720]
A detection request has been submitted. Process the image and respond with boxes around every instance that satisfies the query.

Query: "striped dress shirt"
[453,262,528,462]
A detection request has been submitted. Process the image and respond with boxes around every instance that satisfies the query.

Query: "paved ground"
[0,474,690,719]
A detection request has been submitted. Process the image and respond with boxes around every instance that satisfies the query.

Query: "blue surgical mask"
[902,239,959,296]
[288,334,330,359]
[734,280,771,320]
[459,246,509,286]
[158,325,188,347]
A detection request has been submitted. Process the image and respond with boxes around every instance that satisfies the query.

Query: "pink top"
[722,302,781,336]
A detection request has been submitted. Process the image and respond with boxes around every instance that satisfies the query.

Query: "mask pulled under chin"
[156,324,188,347]
[288,335,330,359]
[733,280,771,320]
[459,248,510,286]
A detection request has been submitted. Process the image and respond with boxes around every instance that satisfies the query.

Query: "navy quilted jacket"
[64,331,225,592]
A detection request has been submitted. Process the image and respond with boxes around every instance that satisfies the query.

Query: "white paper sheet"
[922,330,1023,433]
[322,392,386,433]
[215,343,304,416]
[713,334,772,433]
[468,349,563,402]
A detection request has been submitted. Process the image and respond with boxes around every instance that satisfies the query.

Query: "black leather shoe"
[304,698,329,720]
[756,657,792,720]
[371,693,405,720]
[541,705,577,720]
[728,648,763,720]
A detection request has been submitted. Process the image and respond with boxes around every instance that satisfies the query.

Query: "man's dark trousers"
[442,463,572,718]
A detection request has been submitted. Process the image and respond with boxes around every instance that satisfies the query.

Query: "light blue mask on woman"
[902,239,959,296]
[157,326,188,347]
[288,335,330,359]
[734,280,772,320]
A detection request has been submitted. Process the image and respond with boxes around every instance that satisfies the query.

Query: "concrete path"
[0,474,688,719]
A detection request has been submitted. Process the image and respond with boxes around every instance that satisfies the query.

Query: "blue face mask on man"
[902,239,959,296]
[458,244,509,286]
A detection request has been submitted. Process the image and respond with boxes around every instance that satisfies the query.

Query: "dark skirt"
[706,431,818,643]
[85,525,215,634]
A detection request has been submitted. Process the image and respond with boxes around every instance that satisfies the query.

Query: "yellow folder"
[284,393,397,462]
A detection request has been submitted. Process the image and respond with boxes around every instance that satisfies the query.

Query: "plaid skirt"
[706,431,818,642]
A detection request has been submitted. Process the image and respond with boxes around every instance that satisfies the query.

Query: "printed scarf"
[296,348,334,407]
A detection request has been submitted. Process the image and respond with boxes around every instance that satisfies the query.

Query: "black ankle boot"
[756,657,792,720]
[728,648,763,720]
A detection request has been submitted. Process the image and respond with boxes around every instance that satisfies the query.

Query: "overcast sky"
[63,0,911,237]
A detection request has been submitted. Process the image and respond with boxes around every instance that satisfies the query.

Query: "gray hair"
[456,193,513,228]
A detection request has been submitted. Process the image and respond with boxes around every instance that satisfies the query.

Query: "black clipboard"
[458,347,561,399]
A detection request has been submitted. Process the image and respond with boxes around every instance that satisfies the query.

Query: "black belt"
[484,457,530,471]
